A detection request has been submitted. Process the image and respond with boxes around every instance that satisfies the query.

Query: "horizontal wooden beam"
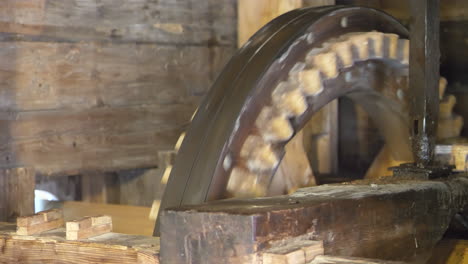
[0,42,232,111]
[0,0,236,45]
[160,176,468,263]
[0,104,192,176]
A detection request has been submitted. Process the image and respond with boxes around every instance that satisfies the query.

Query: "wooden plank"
[66,215,112,240]
[0,222,159,263]
[0,104,193,175]
[16,209,64,235]
[0,42,233,111]
[0,0,236,45]
[0,167,35,222]
[160,176,468,263]
[17,209,62,227]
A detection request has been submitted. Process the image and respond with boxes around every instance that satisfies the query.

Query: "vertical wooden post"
[0,167,35,222]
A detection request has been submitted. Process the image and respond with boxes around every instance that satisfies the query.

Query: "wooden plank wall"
[0,0,237,176]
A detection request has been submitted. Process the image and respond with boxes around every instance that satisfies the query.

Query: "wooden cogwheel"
[155,6,423,233]
[226,31,411,197]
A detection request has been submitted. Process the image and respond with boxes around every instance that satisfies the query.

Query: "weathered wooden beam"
[0,222,159,263]
[0,167,35,222]
[0,42,233,176]
[17,209,64,235]
[0,0,236,45]
[160,176,468,263]
[0,42,232,111]
[0,104,191,176]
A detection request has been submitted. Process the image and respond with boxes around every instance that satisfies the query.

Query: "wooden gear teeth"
[385,33,400,59]
[297,68,323,96]
[397,39,409,64]
[330,41,353,68]
[308,51,339,79]
[226,167,268,197]
[367,32,385,58]
[349,34,370,61]
[240,135,279,172]
[167,32,414,200]
[256,107,294,142]
[239,32,412,197]
[272,81,308,117]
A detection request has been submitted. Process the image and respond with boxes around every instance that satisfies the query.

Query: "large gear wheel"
[155,6,413,233]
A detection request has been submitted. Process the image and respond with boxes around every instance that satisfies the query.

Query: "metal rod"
[409,0,440,167]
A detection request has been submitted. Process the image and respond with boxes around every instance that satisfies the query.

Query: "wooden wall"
[0,0,237,176]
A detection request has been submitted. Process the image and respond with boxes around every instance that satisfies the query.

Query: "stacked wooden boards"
[0,0,236,176]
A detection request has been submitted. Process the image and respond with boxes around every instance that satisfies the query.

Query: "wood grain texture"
[0,42,232,111]
[0,0,237,176]
[0,222,159,263]
[0,167,35,222]
[66,215,112,240]
[17,209,64,235]
[160,176,468,263]
[0,104,193,175]
[0,0,236,45]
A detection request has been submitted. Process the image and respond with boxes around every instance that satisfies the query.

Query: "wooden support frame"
[160,176,468,263]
